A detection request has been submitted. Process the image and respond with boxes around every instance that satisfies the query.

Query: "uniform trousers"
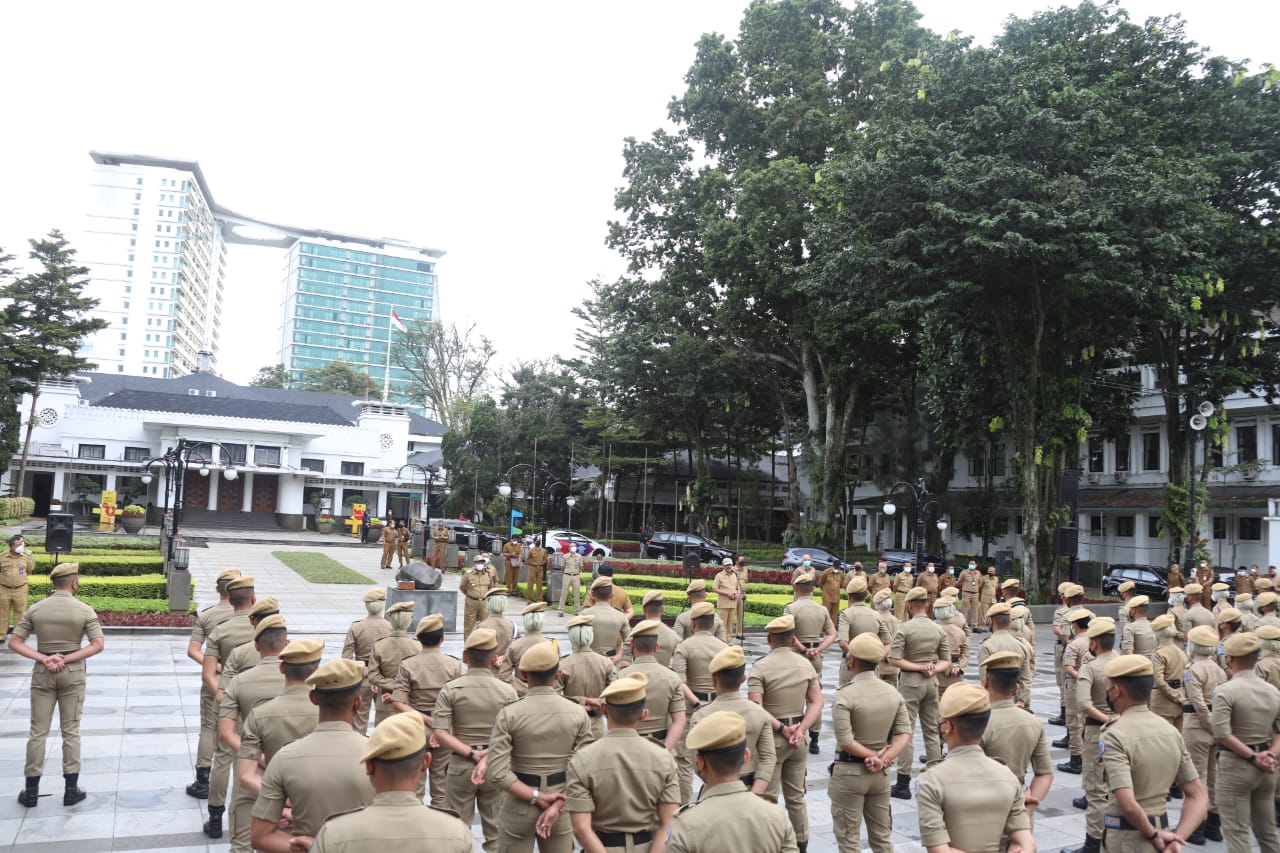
[1216,751,1280,853]
[1,583,28,633]
[1106,827,1170,853]
[372,692,397,728]
[1182,720,1218,811]
[196,682,217,767]
[1082,724,1106,839]
[526,565,545,602]
[380,541,396,567]
[498,786,573,853]
[464,596,487,637]
[979,596,995,623]
[763,730,809,843]
[877,670,898,688]
[228,781,255,852]
[717,607,736,639]
[555,571,581,613]
[895,672,941,775]
[1064,675,1084,755]
[505,561,520,594]
[417,740,450,808]
[25,664,86,776]
[830,764,893,853]
[447,753,502,852]
[209,734,234,808]
[396,540,410,566]
[676,735,694,805]
[1054,642,1066,699]
[735,596,746,639]
[823,600,840,626]
[893,595,908,621]
[351,679,373,735]
[962,591,980,628]
[432,540,448,568]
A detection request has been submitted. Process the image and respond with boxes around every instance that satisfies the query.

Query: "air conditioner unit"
[1086,472,1100,484]
[1114,471,1129,484]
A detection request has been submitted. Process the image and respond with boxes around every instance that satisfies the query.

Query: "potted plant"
[316,510,335,534]
[119,504,147,534]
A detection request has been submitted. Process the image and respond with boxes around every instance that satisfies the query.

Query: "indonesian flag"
[390,309,407,333]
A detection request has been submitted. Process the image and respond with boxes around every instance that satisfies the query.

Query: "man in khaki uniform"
[1257,624,1280,688]
[185,567,241,799]
[1073,616,1118,850]
[1259,590,1280,630]
[871,589,900,685]
[379,520,397,570]
[748,614,824,849]
[1183,624,1227,845]
[218,595,280,690]
[887,586,949,798]
[368,602,421,726]
[1,534,35,641]
[1050,582,1084,729]
[433,627,519,852]
[1195,559,1215,588]
[622,591,680,666]
[684,645,775,797]
[485,642,594,853]
[916,563,940,616]
[309,712,475,853]
[501,536,522,591]
[977,566,999,630]
[342,587,390,734]
[837,576,888,688]
[672,602,728,802]
[958,560,982,628]
[560,615,619,740]
[251,658,376,853]
[431,520,450,569]
[499,602,550,694]
[916,684,1034,853]
[999,576,1021,603]
[892,564,913,620]
[1183,582,1216,634]
[525,541,548,602]
[712,557,744,636]
[816,560,844,624]
[475,587,516,656]
[1120,595,1157,655]
[830,633,911,853]
[627,620,688,752]
[10,563,103,808]
[730,556,750,639]
[565,674,681,853]
[460,554,497,637]
[583,576,631,658]
[1213,632,1280,853]
[867,560,891,598]
[390,612,462,806]
[785,572,837,754]
[931,596,968,697]
[1057,607,1095,767]
[674,580,727,642]
[1167,562,1186,591]
[979,602,1033,706]
[556,547,584,614]
[1114,580,1136,635]
[979,651,1053,819]
[1149,613,1188,736]
[667,712,799,853]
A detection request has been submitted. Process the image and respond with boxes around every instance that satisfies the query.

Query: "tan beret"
[1259,592,1279,608]
[361,711,427,762]
[1008,597,1026,607]
[387,601,415,615]
[940,683,990,719]
[1151,614,1175,632]
[642,590,664,607]
[518,642,560,673]
[362,587,387,603]
[486,587,509,599]
[1001,578,1020,590]
[793,572,815,586]
[1256,578,1275,590]
[1217,607,1242,625]
[848,633,886,663]
[465,628,498,651]
[1188,625,1221,648]
[250,596,280,618]
[1058,581,1073,594]
[872,589,893,605]
[686,711,747,753]
[986,602,1011,618]
[1256,625,1280,641]
[415,613,444,634]
[1117,581,1136,593]
[631,619,662,637]
[601,673,648,704]
[217,568,243,583]
[1168,586,1184,595]
[1066,607,1095,622]
[765,614,796,633]
[1066,584,1085,598]
[280,637,324,664]
[1184,583,1204,595]
[983,650,1022,670]
[846,576,868,594]
[522,601,548,614]
[1212,582,1230,592]
[565,614,594,628]
[905,587,927,603]
[1010,606,1028,619]
[306,658,365,692]
[939,586,959,599]
[1224,632,1260,657]
[49,563,80,580]
[1236,593,1254,604]
[686,579,707,593]
[590,576,613,592]
[1105,655,1153,678]
[1127,595,1150,610]
[690,601,715,619]
[227,575,256,591]
[254,613,287,639]
[710,645,746,673]
[1086,617,1117,638]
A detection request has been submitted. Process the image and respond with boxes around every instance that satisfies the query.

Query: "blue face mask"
[948,569,955,575]
[803,560,811,567]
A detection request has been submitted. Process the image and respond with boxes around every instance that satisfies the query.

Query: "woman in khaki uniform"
[871,590,900,686]
[558,615,618,740]
[390,614,463,807]
[367,602,422,726]
[932,598,968,696]
[1183,624,1227,845]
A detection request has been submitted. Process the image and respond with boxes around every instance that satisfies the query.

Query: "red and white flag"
[390,309,407,333]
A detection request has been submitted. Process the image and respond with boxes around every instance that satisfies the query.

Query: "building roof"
[92,388,352,426]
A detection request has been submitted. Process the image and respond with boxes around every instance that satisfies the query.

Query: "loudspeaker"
[45,513,74,554]
[1055,527,1079,558]
[682,550,702,580]
[1060,470,1081,507]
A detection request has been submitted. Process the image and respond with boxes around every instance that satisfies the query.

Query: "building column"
[241,471,254,512]
[105,472,117,494]
[278,473,304,514]
[376,488,389,518]
[1266,499,1280,570]
[207,474,218,511]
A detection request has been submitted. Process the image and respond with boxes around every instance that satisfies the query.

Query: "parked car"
[880,550,946,572]
[643,530,737,564]
[781,547,848,572]
[1102,564,1169,600]
[538,529,611,558]
[429,518,499,552]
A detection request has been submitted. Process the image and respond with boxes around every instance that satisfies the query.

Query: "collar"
[316,720,356,731]
[850,671,878,683]
[259,655,282,665]
[947,743,984,757]
[605,728,640,738]
[1231,669,1259,681]
[50,590,73,598]
[701,781,749,798]
[467,667,496,678]
[527,686,558,696]
[372,791,423,806]
[391,630,410,638]
[634,655,657,664]
[990,698,1016,708]
[283,683,311,694]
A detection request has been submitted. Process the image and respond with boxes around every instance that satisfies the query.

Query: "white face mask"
[968,564,976,571]
[878,566,886,573]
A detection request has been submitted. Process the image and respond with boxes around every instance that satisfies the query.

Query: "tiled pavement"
[0,537,1229,852]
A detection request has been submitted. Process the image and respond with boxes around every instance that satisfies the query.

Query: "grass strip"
[273,551,373,584]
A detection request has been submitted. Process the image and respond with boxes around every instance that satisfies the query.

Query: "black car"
[430,519,499,551]
[1102,564,1168,600]
[643,531,736,564]
[781,547,848,572]
[880,550,946,572]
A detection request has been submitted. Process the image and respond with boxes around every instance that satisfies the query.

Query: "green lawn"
[273,551,373,584]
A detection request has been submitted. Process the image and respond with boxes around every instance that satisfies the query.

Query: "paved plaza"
[0,536,1227,852]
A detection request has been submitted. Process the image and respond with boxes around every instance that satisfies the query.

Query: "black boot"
[1058,753,1082,774]
[1186,821,1206,845]
[797,843,807,853]
[186,766,210,799]
[889,773,912,800]
[1168,782,1183,800]
[1052,734,1069,749]
[63,773,86,806]
[1062,836,1101,853]
[203,805,225,839]
[808,730,819,755]
[1048,705,1066,726]
[1203,811,1222,842]
[1072,794,1087,810]
[16,777,39,808]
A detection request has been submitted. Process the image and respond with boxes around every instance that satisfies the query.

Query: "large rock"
[397,561,443,591]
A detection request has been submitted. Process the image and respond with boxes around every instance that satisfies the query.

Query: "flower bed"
[97,610,193,627]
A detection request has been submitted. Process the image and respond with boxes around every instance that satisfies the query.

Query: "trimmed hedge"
[61,595,196,614]
[22,535,161,551]
[0,497,35,519]
[603,559,795,586]
[28,573,178,600]
[31,554,165,576]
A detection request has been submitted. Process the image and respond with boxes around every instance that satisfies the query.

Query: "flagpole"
[382,314,394,401]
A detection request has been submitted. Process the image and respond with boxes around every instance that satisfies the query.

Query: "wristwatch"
[529,788,540,806]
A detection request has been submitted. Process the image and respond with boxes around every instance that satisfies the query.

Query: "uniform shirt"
[0,549,35,587]
[816,566,844,604]
[981,698,1053,781]
[253,721,376,838]
[959,569,982,595]
[1212,669,1280,746]
[1077,650,1117,717]
[784,597,833,643]
[1168,604,1188,643]
[674,608,727,643]
[915,571,940,595]
[748,646,819,721]
[889,613,949,668]
[937,621,969,691]
[220,656,285,726]
[875,612,901,677]
[560,649,618,713]
[1259,611,1280,630]
[239,684,318,763]
[565,728,681,833]
[1182,604,1215,634]
[917,744,1030,853]
[1063,633,1093,677]
[686,693,777,784]
[666,782,798,853]
[583,600,631,656]
[368,632,422,695]
[220,640,263,690]
[204,611,254,666]
[341,615,391,664]
[486,685,593,790]
[832,670,910,762]
[526,546,548,568]
[979,575,998,602]
[628,656,686,736]
[1167,569,1186,589]
[1150,639,1189,718]
[432,524,450,544]
[502,540,522,564]
[1258,654,1280,691]
[868,571,892,597]
[459,567,496,601]
[978,630,1032,702]
[837,603,886,648]
[893,574,914,595]
[671,632,728,695]
[310,790,474,853]
[622,620,680,667]
[498,630,547,693]
[712,569,744,606]
[474,614,515,657]
[562,551,584,576]
[191,600,234,648]
[1184,656,1226,730]
[1237,574,1255,596]
[609,586,631,613]
[1121,617,1157,656]
[433,667,518,746]
[1102,705,1198,816]
[391,647,464,713]
[12,590,102,656]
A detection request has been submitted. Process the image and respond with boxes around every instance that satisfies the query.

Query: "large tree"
[295,360,375,396]
[394,319,495,427]
[249,363,291,389]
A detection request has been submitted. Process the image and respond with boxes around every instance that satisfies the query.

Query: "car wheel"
[593,549,605,558]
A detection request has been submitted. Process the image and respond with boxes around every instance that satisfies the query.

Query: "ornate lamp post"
[1187,401,1214,569]
[882,477,948,571]
[397,463,439,557]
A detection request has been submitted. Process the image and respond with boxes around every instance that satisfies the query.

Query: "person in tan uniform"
[674,579,727,642]
[748,614,825,849]
[978,651,1053,819]
[979,602,1033,707]
[251,658,376,853]
[10,562,103,809]
[394,520,412,567]
[672,602,728,802]
[475,587,516,658]
[368,602,421,726]
[977,566,999,630]
[186,567,241,799]
[916,563,940,616]
[1057,607,1095,771]
[887,586,949,798]
[684,645,775,797]
[1259,590,1280,629]
[1050,582,1084,730]
[379,520,397,570]
[1073,617,1118,849]
[582,576,631,658]
[1167,562,1186,591]
[525,541,548,602]
[502,536,523,591]
[1120,596,1157,655]
[627,620,688,752]
[958,560,982,629]
[837,577,888,688]
[482,641,593,853]
[731,555,750,640]
[622,591,680,667]
[1166,586,1188,644]
[1183,624,1227,845]
[342,587,390,734]
[390,612,462,807]
[1195,559,1215,588]
[499,602,550,694]
[830,633,911,853]
[559,615,619,740]
[667,712,799,853]
[433,627,519,851]
[1182,582,1216,634]
[556,548,584,614]
[816,560,844,625]
[1212,632,1280,852]
[460,554,497,637]
[931,597,968,697]
[431,520,450,569]
[916,684,1034,853]
[892,564,914,620]
[1234,593,1259,631]
[1149,613,1189,741]
[309,712,474,853]
[871,589,900,685]
[1257,624,1280,689]
[940,563,959,595]
[0,533,35,641]
[867,561,892,600]
[785,572,837,754]
[712,557,745,637]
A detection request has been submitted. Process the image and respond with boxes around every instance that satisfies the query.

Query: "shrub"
[32,554,166,576]
[119,504,146,517]
[603,559,794,586]
[23,535,161,552]
[29,573,176,599]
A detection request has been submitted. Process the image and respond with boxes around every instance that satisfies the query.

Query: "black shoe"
[203,805,225,839]
[889,774,912,800]
[1168,783,1183,800]
[1048,706,1066,726]
[1186,824,1205,845]
[186,766,210,799]
[797,843,807,853]
[1062,836,1101,853]
[808,732,819,755]
[16,777,39,808]
[1203,812,1222,842]
[1052,735,1069,749]
[1058,754,1082,774]
[62,773,86,806]
[1073,795,1087,810]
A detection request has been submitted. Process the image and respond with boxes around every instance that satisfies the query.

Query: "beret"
[939,586,959,599]
[522,601,547,614]
[872,589,893,605]
[631,619,662,637]
[1216,607,1242,625]
[686,579,707,593]
[1212,582,1230,592]
[1001,579,1020,590]
[1010,606,1028,620]
[565,614,594,628]
[601,673,647,704]
[690,602,715,619]
[848,633,886,664]
[217,568,243,583]
[846,576,868,594]
[710,645,746,673]
[254,613,286,639]
[1118,581,1136,593]
[1066,584,1085,598]
[415,613,444,634]
[1256,625,1280,641]
[486,587,509,599]
[765,614,796,633]
[1235,593,1254,604]
[473,553,488,563]
[1058,581,1073,594]
[1259,592,1279,608]
[227,575,256,591]
[793,572,815,586]
[1066,607,1095,622]
[1168,586,1184,595]
[361,711,426,762]
[1127,595,1150,610]
[905,587,927,602]
[940,683,990,719]
[1086,617,1116,638]
[49,563,80,580]
[280,637,324,664]
[465,628,498,651]
[1187,625,1221,648]
[1151,614,1175,632]
[250,596,280,618]
[519,642,561,673]
[1224,632,1260,657]
[307,658,365,691]
[686,711,747,753]
[642,590,664,607]
[1183,583,1204,595]
[983,650,1022,670]
[362,587,387,603]
[986,603,1011,618]
[590,577,613,592]
[387,601,415,615]
[1105,655,1153,678]
[1256,578,1275,590]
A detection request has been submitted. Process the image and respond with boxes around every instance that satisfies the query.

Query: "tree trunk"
[13,384,40,499]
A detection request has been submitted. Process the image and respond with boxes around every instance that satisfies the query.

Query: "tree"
[0,246,19,484]
[249,363,291,389]
[295,360,375,396]
[394,319,495,427]
[2,231,107,497]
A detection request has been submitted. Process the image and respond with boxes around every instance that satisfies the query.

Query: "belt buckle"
[1104,815,1122,830]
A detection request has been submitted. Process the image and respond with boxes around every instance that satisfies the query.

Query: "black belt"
[776,715,804,726]
[603,650,617,658]
[516,770,567,787]
[42,650,77,655]
[467,595,483,601]
[802,641,821,648]
[1183,704,1196,713]
[835,752,867,764]
[1168,680,1182,688]
[691,690,714,703]
[596,830,653,848]
[1220,742,1270,755]
[1085,718,1105,726]
[1105,813,1169,831]
[740,772,755,786]
[1,583,29,589]
[587,709,601,718]
[646,730,668,741]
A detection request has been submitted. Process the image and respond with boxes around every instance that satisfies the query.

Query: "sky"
[1,1,1276,385]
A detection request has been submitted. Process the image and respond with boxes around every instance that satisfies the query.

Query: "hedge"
[611,573,795,598]
[22,535,161,551]
[49,595,196,614]
[0,497,35,519]
[602,559,795,586]
[620,587,800,620]
[32,554,165,576]
[28,573,180,600]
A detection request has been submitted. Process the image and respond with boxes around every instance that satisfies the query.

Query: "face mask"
[948,569,955,575]
[878,566,886,573]
[927,566,935,573]
[803,560,811,567]
[968,564,976,571]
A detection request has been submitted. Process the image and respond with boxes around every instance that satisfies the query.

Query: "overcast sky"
[1,1,1275,385]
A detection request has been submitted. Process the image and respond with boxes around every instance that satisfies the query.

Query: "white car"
[539,529,611,558]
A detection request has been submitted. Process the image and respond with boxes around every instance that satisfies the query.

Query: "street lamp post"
[882,478,948,571]
[397,464,440,558]
[498,462,544,538]
[1187,401,1214,569]
[566,496,577,534]
[604,476,617,546]
[141,439,239,567]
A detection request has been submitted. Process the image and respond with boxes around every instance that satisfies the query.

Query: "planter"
[397,580,415,590]
[317,521,335,534]
[119,516,145,534]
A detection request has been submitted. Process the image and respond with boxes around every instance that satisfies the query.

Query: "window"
[1087,437,1104,473]
[220,443,247,465]
[340,461,364,476]
[1240,517,1263,541]
[1213,516,1227,540]
[1237,424,1258,464]
[77,444,106,460]
[991,444,1006,476]
[1148,515,1162,539]
[968,449,985,477]
[1272,424,1280,465]
[1142,432,1161,471]
[1116,516,1135,537]
[300,458,324,473]
[1114,434,1131,472]
[1089,515,1103,535]
[254,446,282,466]
[1209,441,1224,468]
[123,447,151,462]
